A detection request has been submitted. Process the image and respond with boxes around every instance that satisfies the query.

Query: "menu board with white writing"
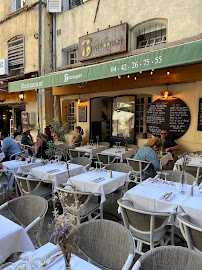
[197,98,202,131]
[146,98,190,139]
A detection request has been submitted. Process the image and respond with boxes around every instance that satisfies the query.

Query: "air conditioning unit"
[47,0,62,13]
[28,112,36,126]
[0,59,8,75]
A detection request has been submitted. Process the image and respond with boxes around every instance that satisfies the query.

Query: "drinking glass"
[163,172,169,184]
[99,162,103,172]
[0,262,14,270]
[94,161,99,172]
[115,142,119,148]
[20,251,34,269]
[29,258,44,270]
[180,171,187,195]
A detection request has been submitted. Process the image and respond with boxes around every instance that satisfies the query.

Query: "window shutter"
[47,0,62,13]
[10,0,16,13]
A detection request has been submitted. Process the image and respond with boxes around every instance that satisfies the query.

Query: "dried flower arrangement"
[48,191,83,269]
[177,152,191,171]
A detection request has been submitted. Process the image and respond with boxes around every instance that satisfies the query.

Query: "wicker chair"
[118,199,174,255]
[68,149,86,160]
[56,185,103,224]
[70,157,91,170]
[10,151,25,160]
[177,213,202,253]
[132,246,202,270]
[99,142,110,148]
[126,158,151,184]
[76,220,135,270]
[20,143,35,156]
[97,153,120,166]
[159,170,196,185]
[128,144,139,153]
[14,173,53,201]
[0,195,48,247]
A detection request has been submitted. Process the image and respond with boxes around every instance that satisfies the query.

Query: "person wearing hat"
[21,127,35,146]
[0,130,21,161]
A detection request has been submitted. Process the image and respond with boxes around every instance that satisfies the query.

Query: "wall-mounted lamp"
[161,86,172,99]
[75,94,83,104]
[19,92,24,101]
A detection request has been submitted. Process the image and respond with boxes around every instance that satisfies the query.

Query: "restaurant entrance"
[90,95,136,146]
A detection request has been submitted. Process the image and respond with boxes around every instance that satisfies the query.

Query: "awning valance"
[8,39,202,93]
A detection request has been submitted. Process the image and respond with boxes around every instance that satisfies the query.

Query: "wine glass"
[99,162,103,172]
[20,251,34,269]
[115,142,119,148]
[29,257,44,270]
[94,161,99,172]
[163,172,169,184]
[156,171,162,183]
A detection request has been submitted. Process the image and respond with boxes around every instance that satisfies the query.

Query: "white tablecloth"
[121,179,202,227]
[101,148,136,162]
[3,159,43,173]
[67,171,130,203]
[12,242,101,270]
[30,163,86,189]
[159,152,173,168]
[0,152,5,161]
[74,145,107,159]
[0,215,35,264]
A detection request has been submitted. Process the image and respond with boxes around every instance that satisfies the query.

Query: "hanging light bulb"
[150,71,153,75]
[167,69,170,75]
[134,76,137,81]
[118,75,121,79]
[127,75,130,79]
[139,71,142,74]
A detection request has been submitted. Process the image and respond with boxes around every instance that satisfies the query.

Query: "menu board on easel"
[78,106,87,122]
[21,111,29,129]
[146,97,191,139]
[197,98,202,131]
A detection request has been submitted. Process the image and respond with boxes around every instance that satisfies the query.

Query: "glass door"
[111,96,135,145]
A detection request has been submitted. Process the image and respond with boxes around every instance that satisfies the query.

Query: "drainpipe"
[53,13,56,70]
[36,0,42,128]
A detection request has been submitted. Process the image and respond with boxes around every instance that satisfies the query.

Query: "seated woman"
[71,126,83,148]
[35,134,49,159]
[44,127,54,142]
[133,136,162,178]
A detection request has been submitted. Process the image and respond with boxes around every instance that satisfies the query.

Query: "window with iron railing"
[69,0,83,10]
[7,36,24,76]
[131,21,167,50]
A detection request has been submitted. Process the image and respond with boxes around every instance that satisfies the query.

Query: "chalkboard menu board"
[146,97,190,139]
[197,98,202,131]
[78,106,87,122]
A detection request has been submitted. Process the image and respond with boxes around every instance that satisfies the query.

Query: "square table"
[30,163,86,190]
[0,215,35,264]
[67,170,130,203]
[101,148,136,162]
[12,242,101,270]
[121,179,202,227]
[74,145,107,159]
[3,159,43,174]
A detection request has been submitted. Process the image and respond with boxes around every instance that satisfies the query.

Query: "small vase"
[58,242,71,270]
[180,171,187,195]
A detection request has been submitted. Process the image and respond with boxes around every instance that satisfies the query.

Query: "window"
[66,102,75,132]
[8,36,24,76]
[62,45,78,66]
[69,0,83,10]
[10,0,26,13]
[131,21,167,50]
[135,95,152,137]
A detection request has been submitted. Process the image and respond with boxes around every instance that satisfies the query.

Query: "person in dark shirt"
[44,127,53,142]
[21,127,35,146]
[35,134,48,159]
[160,129,180,154]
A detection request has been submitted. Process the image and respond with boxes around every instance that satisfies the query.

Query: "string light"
[167,69,170,75]
[118,75,121,79]
[134,76,137,80]
[139,71,142,74]
[150,69,154,75]
[127,75,130,79]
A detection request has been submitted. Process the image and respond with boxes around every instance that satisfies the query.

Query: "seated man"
[21,127,35,146]
[0,130,21,161]
[160,129,180,154]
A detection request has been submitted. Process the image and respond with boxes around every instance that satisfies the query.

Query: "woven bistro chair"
[70,157,91,170]
[128,144,139,153]
[118,199,174,255]
[0,195,48,247]
[131,246,202,270]
[177,213,202,253]
[68,149,87,160]
[14,173,53,201]
[76,219,135,270]
[56,184,103,225]
[97,153,120,166]
[126,158,151,184]
[158,170,196,185]
[99,142,110,148]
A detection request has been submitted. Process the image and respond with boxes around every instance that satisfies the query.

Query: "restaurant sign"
[78,23,128,61]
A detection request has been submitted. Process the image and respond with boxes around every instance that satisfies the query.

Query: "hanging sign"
[21,111,29,130]
[146,97,190,139]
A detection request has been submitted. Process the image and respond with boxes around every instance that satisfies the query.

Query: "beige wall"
[60,81,202,154]
[56,0,202,67]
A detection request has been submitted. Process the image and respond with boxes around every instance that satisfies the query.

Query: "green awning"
[8,39,202,93]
